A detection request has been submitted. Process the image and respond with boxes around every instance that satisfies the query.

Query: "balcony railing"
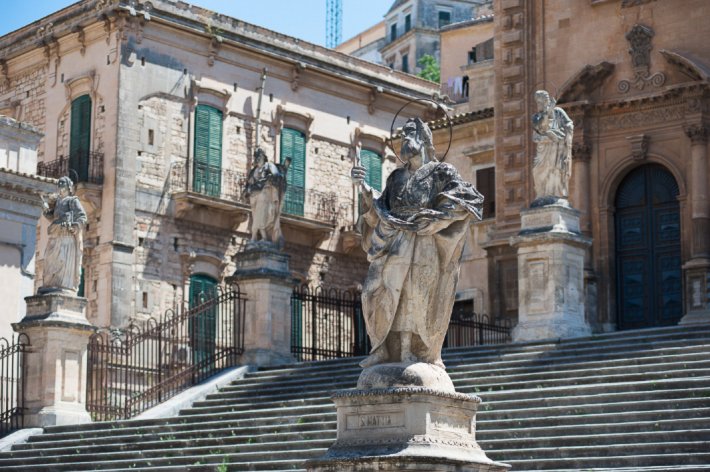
[170,162,246,203]
[283,187,338,224]
[37,152,104,185]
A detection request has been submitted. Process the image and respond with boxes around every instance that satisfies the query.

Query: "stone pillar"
[12,293,95,427]
[230,241,295,366]
[681,124,710,325]
[510,203,592,341]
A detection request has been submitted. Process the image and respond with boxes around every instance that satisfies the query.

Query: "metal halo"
[388,98,453,163]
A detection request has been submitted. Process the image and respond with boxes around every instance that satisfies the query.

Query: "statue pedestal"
[307,388,508,472]
[307,364,508,472]
[510,203,592,342]
[230,241,295,367]
[680,258,710,325]
[12,293,95,427]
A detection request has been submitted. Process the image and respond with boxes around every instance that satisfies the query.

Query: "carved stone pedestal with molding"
[13,293,95,427]
[510,203,592,342]
[230,241,295,367]
[307,387,508,472]
[680,258,710,325]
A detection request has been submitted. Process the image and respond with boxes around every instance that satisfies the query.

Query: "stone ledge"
[332,387,479,403]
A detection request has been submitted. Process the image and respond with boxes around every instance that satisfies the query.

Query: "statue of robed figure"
[245,147,291,245]
[352,117,483,369]
[39,176,88,294]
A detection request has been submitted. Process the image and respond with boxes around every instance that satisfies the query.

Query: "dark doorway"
[615,164,682,329]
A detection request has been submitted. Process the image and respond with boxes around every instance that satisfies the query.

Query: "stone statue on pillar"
[352,117,483,372]
[244,147,290,246]
[39,176,87,294]
[308,116,508,472]
[531,90,574,206]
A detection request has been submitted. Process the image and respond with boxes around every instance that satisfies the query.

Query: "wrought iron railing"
[170,161,247,203]
[444,312,513,348]
[290,289,512,362]
[283,188,339,224]
[0,334,29,437]
[291,286,369,362]
[37,151,104,185]
[86,286,246,421]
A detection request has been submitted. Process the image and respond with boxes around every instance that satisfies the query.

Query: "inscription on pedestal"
[346,412,405,430]
[430,412,471,434]
[523,213,553,229]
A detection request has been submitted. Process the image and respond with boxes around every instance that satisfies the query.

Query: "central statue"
[352,117,483,370]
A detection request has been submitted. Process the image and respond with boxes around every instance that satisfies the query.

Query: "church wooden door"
[615,164,682,329]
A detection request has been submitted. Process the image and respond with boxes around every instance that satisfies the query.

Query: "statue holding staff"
[351,116,483,369]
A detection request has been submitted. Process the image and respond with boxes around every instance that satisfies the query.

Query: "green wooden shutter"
[358,149,382,216]
[70,95,92,183]
[281,128,306,216]
[189,274,218,370]
[193,105,223,197]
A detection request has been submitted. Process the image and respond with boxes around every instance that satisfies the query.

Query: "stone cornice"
[0,0,438,101]
[685,124,709,145]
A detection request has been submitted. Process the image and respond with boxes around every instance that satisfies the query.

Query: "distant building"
[380,0,492,75]
[335,21,385,64]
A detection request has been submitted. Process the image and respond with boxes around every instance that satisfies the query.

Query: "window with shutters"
[358,149,382,216]
[402,53,409,73]
[438,11,451,28]
[70,95,92,183]
[404,14,411,33]
[390,23,397,41]
[193,104,223,197]
[281,127,306,216]
[476,166,495,219]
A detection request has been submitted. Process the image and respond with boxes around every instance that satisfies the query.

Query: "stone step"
[499,451,710,470]
[0,440,331,468]
[479,428,710,450]
[4,431,336,460]
[15,425,335,452]
[203,361,710,403]
[29,414,338,443]
[235,341,710,389]
[477,409,710,433]
[488,440,710,461]
[182,377,710,415]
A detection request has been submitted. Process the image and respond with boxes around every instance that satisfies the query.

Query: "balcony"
[37,152,104,214]
[37,152,104,185]
[281,187,339,246]
[170,162,249,230]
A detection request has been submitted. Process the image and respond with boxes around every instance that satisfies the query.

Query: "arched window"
[193,104,223,197]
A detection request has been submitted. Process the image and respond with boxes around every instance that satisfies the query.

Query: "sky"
[0,0,391,46]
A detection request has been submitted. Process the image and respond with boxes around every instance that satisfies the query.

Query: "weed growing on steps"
[216,459,229,472]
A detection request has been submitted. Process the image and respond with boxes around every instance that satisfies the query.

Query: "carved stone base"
[230,242,295,367]
[680,258,710,325]
[13,293,95,427]
[510,204,592,342]
[306,388,509,472]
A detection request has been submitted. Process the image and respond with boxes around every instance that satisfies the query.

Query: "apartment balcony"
[37,151,104,214]
[170,162,249,230]
[281,187,339,246]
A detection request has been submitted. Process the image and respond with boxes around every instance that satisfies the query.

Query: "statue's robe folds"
[43,195,86,291]
[359,161,483,367]
[532,107,573,199]
[246,162,288,243]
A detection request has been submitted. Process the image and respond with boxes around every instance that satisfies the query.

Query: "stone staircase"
[2,324,710,471]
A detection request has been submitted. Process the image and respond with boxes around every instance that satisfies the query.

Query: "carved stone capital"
[572,143,591,162]
[685,124,709,145]
[627,134,649,161]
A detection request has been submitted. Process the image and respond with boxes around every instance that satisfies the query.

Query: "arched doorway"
[615,164,682,329]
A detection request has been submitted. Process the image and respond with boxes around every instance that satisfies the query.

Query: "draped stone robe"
[359,161,483,367]
[43,195,87,292]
